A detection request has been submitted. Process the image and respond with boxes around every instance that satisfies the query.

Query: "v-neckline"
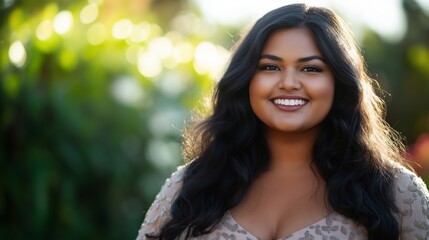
[225,210,335,240]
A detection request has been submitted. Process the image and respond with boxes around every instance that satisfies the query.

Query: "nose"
[278,69,301,90]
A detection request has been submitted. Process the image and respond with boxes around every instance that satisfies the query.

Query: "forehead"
[262,28,322,57]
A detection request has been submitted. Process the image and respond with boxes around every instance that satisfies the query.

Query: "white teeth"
[273,99,307,106]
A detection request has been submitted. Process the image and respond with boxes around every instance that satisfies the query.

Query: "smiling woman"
[249,28,334,136]
[136,3,429,240]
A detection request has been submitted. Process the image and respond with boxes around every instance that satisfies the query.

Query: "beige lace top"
[136,165,429,239]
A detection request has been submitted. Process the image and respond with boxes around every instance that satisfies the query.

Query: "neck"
[265,127,320,172]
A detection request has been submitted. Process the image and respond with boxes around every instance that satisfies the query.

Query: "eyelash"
[302,65,322,72]
[259,64,280,71]
[258,64,323,72]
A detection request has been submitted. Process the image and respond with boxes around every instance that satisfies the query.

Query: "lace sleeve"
[395,167,429,240]
[136,165,186,240]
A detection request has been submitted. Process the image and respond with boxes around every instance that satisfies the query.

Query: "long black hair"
[152,3,407,239]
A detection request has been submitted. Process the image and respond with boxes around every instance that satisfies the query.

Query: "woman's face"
[249,27,335,135]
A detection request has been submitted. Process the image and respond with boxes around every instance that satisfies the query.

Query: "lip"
[270,95,308,112]
[271,95,309,100]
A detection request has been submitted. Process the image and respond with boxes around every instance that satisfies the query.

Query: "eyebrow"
[260,54,326,63]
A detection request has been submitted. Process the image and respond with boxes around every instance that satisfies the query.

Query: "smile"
[273,99,308,106]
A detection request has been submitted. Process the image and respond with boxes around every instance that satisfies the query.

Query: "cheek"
[250,76,265,91]
[249,80,259,110]
[305,78,335,119]
[318,85,335,116]
[311,78,335,101]
[249,77,269,115]
[320,84,335,102]
[249,75,276,98]
[249,77,265,102]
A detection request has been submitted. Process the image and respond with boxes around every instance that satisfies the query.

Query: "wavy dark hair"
[151,3,408,240]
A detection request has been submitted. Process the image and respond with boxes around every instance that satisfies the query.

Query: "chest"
[230,170,330,239]
[188,211,367,240]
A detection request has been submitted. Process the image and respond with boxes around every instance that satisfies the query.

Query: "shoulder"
[136,165,187,239]
[160,164,187,195]
[149,164,187,213]
[392,166,429,238]
[393,166,429,209]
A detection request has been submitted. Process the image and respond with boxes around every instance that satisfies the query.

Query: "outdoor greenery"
[0,0,428,239]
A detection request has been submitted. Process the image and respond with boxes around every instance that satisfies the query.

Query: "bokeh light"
[112,19,133,39]
[80,3,98,24]
[36,20,53,41]
[8,40,26,67]
[137,51,163,78]
[0,0,15,9]
[89,0,103,4]
[156,72,192,97]
[174,42,194,63]
[111,76,145,106]
[148,37,173,59]
[148,108,185,138]
[193,41,230,78]
[87,23,107,45]
[129,22,151,43]
[53,11,74,35]
[125,44,141,64]
[193,41,216,74]
[146,139,181,169]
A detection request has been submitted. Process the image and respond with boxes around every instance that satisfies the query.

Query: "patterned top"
[136,165,429,239]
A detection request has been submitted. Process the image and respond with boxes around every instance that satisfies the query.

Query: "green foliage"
[362,0,429,142]
[362,0,429,175]
[0,0,230,239]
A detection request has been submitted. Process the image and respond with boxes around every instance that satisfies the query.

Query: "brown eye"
[259,64,280,71]
[302,66,322,72]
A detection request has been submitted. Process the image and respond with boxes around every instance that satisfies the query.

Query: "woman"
[137,4,429,240]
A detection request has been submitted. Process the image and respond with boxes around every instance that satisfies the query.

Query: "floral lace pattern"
[206,211,367,240]
[137,166,429,240]
[395,167,429,239]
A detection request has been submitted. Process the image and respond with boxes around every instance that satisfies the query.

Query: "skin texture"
[228,27,336,239]
[249,27,335,138]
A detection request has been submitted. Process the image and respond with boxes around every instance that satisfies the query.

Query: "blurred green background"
[0,0,428,239]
